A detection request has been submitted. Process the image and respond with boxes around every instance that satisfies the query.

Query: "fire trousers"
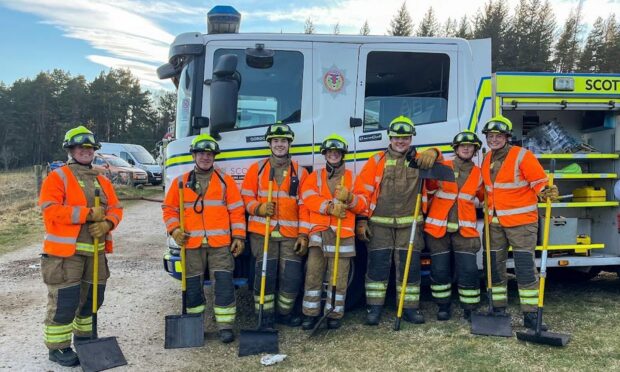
[427,231,481,309]
[41,253,108,350]
[185,246,236,330]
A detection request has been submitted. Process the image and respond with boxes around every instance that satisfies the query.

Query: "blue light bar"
[207,5,241,34]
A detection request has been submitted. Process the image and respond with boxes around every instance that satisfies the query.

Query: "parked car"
[93,153,148,186]
[99,142,163,185]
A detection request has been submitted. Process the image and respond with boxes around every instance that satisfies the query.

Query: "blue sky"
[0,0,617,90]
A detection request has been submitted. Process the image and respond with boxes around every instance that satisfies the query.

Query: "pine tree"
[442,17,458,37]
[456,15,472,39]
[333,22,340,35]
[599,15,620,72]
[473,0,510,70]
[577,17,605,72]
[552,4,583,72]
[304,18,315,34]
[388,1,413,36]
[360,20,371,35]
[418,7,439,36]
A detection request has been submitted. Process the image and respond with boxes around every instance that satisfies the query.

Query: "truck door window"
[363,51,450,132]
[214,49,303,129]
[175,60,194,138]
[120,152,130,161]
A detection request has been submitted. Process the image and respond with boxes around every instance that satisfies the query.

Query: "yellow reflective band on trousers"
[396,285,420,301]
[73,316,92,332]
[214,306,236,323]
[447,222,459,232]
[458,288,481,304]
[186,304,206,314]
[278,295,295,310]
[44,324,73,344]
[365,282,387,298]
[254,294,275,310]
[370,215,423,225]
[431,283,452,298]
[491,286,508,301]
[519,289,539,305]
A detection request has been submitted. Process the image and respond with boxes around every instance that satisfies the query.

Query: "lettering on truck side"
[585,79,620,92]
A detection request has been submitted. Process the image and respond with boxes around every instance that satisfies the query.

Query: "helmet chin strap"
[325,160,344,179]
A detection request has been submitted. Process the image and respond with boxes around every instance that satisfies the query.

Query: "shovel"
[164,179,205,349]
[517,160,570,346]
[239,168,279,357]
[394,162,455,331]
[75,189,127,372]
[471,148,512,338]
[310,176,346,336]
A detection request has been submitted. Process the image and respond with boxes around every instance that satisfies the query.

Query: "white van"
[99,143,163,185]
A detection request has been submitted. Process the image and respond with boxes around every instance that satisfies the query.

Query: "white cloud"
[87,55,173,90]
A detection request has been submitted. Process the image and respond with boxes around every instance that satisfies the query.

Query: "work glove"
[230,238,245,257]
[256,202,276,217]
[334,185,353,204]
[538,185,559,202]
[87,206,106,222]
[355,220,372,242]
[416,149,439,170]
[293,234,309,256]
[327,202,347,219]
[88,220,112,239]
[170,227,190,246]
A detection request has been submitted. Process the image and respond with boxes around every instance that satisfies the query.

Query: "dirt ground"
[1,199,620,371]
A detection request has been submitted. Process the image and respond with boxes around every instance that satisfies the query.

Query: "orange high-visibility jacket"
[353,148,443,218]
[162,169,246,249]
[481,146,547,227]
[241,159,310,238]
[424,160,483,238]
[39,166,123,257]
[301,167,367,239]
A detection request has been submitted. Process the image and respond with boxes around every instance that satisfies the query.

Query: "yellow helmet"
[190,134,220,154]
[265,123,295,142]
[452,130,482,150]
[320,133,348,154]
[63,125,101,150]
[388,116,416,137]
[482,116,513,135]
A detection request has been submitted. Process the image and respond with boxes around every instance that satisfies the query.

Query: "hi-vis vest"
[241,159,310,238]
[481,146,547,227]
[162,169,246,249]
[301,168,367,241]
[424,160,482,238]
[39,166,122,257]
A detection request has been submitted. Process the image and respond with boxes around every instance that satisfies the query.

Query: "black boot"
[403,309,425,324]
[493,307,508,316]
[437,303,451,321]
[218,329,235,344]
[366,305,383,326]
[463,309,472,322]
[276,313,302,327]
[49,347,79,367]
[327,318,341,329]
[302,315,318,330]
[523,312,548,331]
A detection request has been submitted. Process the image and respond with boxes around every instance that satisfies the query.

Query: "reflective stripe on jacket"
[301,168,366,238]
[424,160,482,238]
[39,166,122,257]
[162,169,246,248]
[241,159,310,237]
[481,146,547,227]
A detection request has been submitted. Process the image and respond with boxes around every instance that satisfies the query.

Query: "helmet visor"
[484,121,510,134]
[71,133,97,147]
[388,122,415,136]
[322,139,346,152]
[192,140,218,152]
[454,132,477,144]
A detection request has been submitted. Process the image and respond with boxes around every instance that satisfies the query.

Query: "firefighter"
[300,134,367,330]
[354,116,442,325]
[162,134,246,343]
[481,116,559,330]
[425,131,484,321]
[241,123,310,327]
[39,126,123,367]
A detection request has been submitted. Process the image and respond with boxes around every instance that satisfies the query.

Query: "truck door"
[203,40,313,183]
[354,43,460,163]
